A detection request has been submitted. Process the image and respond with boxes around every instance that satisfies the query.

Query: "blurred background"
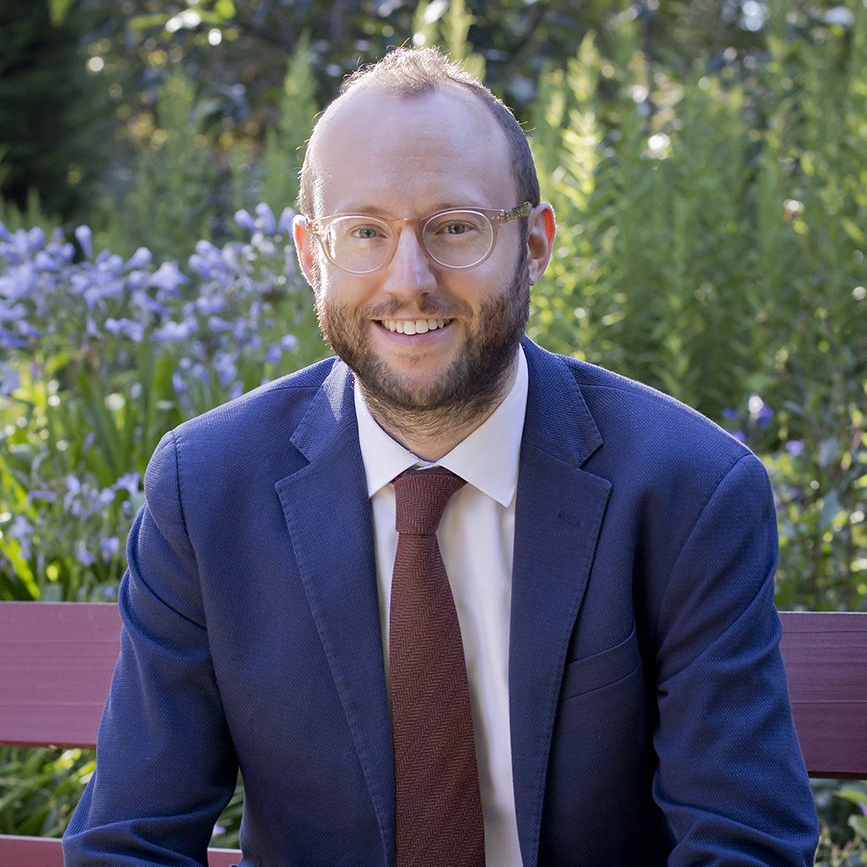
[0,0,865,860]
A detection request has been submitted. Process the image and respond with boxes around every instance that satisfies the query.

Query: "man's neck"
[360,356,519,462]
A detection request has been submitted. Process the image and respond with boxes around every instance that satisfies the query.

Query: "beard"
[314,250,530,436]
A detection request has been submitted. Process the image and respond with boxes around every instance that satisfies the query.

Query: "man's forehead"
[318,81,485,127]
[306,86,513,213]
[311,84,506,159]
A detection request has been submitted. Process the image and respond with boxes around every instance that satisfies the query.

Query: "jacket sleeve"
[63,431,238,867]
[650,452,819,866]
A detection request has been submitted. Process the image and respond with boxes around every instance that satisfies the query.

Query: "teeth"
[381,318,449,335]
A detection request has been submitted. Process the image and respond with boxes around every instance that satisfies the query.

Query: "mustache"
[362,296,472,320]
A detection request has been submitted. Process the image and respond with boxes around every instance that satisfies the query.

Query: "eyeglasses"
[301,202,530,275]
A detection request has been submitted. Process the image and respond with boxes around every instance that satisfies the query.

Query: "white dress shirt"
[354,347,528,867]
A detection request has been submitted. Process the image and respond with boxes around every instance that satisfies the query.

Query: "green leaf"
[47,0,76,26]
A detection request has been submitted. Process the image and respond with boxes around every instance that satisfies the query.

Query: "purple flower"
[208,316,233,332]
[29,489,58,503]
[105,317,145,342]
[100,536,121,562]
[76,545,98,567]
[124,247,153,271]
[48,239,76,265]
[0,363,20,394]
[234,209,257,232]
[75,225,93,259]
[255,203,276,235]
[189,254,227,281]
[148,262,189,294]
[9,516,34,560]
[153,320,194,342]
[95,250,123,273]
[785,441,804,457]
[112,472,142,499]
[196,295,225,316]
[8,515,33,538]
[34,250,62,272]
[131,289,169,317]
[26,226,46,253]
[251,234,276,256]
[214,351,237,388]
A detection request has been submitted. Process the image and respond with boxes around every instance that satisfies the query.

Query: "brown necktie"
[389,467,486,867]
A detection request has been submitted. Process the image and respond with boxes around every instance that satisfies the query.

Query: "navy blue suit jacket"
[64,339,818,866]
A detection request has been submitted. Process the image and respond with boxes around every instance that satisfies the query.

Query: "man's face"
[296,88,532,418]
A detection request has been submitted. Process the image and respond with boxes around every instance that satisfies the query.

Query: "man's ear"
[293,214,318,286]
[526,203,556,286]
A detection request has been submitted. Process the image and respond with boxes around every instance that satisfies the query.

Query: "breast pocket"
[559,624,641,702]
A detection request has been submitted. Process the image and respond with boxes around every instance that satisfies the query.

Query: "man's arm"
[650,452,819,865]
[63,432,238,866]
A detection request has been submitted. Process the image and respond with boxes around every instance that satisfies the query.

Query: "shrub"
[0,205,323,602]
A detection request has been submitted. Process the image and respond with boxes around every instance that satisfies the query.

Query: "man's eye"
[347,225,382,240]
[444,222,469,235]
[429,216,481,236]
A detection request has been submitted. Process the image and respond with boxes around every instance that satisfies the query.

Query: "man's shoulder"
[148,356,343,476]
[525,341,752,471]
[180,355,339,435]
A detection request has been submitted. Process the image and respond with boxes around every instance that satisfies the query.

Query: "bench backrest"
[1,602,865,865]
[0,602,238,867]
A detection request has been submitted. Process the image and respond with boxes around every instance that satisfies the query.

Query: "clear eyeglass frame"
[302,202,531,275]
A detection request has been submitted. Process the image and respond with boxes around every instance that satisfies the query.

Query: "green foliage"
[532,14,760,418]
[236,32,319,218]
[104,69,219,260]
[413,0,485,80]
[0,4,111,222]
[814,781,867,866]
[0,747,94,836]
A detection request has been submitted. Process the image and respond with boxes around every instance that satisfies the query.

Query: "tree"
[0,2,112,222]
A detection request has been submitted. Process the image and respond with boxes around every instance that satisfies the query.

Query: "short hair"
[298,47,540,217]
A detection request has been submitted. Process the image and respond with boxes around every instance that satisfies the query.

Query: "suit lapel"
[509,341,612,867]
[274,362,395,862]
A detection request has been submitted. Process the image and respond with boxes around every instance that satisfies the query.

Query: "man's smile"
[378,317,453,335]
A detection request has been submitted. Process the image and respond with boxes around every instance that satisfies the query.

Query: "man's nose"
[381,226,437,296]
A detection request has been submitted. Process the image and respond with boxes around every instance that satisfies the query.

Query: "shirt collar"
[354,346,528,507]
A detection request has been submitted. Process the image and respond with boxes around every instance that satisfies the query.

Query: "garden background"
[1,0,865,861]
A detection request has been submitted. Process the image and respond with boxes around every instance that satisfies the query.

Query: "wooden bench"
[1,603,865,865]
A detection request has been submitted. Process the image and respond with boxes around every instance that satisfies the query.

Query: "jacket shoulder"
[145,357,341,496]
[557,352,750,465]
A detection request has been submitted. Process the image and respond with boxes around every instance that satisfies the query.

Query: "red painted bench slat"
[778,610,867,779]
[0,603,238,866]
[0,602,119,748]
[0,836,240,867]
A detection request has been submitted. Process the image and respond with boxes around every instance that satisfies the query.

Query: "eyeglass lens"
[321,211,495,273]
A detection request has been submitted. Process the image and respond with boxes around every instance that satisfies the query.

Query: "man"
[64,47,818,866]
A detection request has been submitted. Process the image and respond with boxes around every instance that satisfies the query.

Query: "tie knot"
[393,467,466,535]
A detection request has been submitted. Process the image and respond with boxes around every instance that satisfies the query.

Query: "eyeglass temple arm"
[495,202,530,222]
